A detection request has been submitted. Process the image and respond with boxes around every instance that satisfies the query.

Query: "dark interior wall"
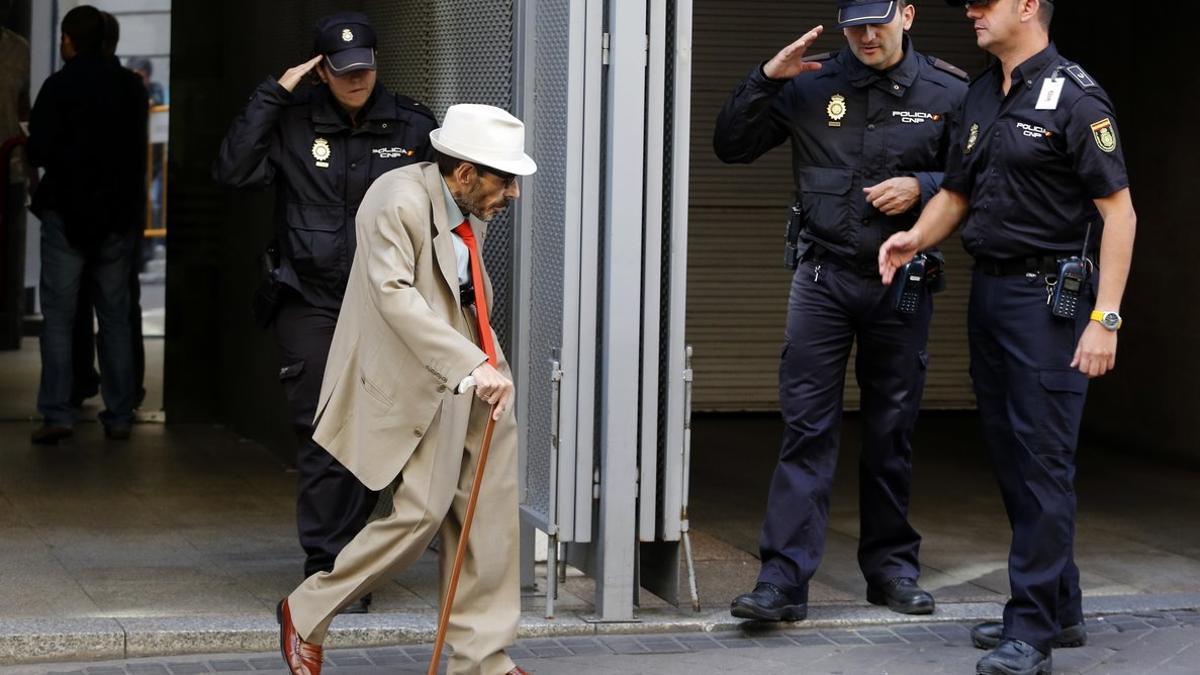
[166,1,512,462]
[1049,5,1200,463]
[166,1,426,458]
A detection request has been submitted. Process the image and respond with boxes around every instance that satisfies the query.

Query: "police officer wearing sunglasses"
[880,1,1137,673]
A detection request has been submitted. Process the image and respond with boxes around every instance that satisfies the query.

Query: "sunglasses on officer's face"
[956,0,1053,6]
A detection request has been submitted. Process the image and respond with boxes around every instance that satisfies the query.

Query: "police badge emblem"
[342,28,354,42]
[312,138,332,168]
[1090,118,1117,153]
[827,94,847,128]
[965,123,980,154]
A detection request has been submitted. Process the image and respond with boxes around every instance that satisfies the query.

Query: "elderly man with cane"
[276,103,535,675]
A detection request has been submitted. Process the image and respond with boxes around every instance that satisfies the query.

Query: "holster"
[785,204,803,270]
[923,249,946,293]
[251,242,283,329]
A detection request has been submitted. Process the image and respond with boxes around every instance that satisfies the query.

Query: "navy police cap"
[837,0,899,28]
[313,12,377,74]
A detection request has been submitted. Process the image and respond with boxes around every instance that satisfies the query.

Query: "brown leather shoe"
[277,599,322,675]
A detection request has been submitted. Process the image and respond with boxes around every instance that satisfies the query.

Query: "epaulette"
[396,94,438,123]
[802,51,833,63]
[1060,62,1097,89]
[930,57,968,82]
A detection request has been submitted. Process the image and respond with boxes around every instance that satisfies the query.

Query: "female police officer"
[214,12,436,611]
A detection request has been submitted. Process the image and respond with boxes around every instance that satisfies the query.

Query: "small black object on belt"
[807,243,880,277]
[974,254,1062,277]
[460,280,475,307]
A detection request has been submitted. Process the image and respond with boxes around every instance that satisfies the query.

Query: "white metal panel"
[595,0,648,620]
[659,0,694,542]
[639,0,668,543]
[572,0,604,543]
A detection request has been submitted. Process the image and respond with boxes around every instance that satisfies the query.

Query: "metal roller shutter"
[687,0,989,411]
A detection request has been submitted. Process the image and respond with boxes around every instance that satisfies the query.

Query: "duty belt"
[805,243,880,277]
[974,254,1063,277]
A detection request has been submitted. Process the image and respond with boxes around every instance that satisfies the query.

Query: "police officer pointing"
[715,0,967,622]
[880,1,1137,673]
[214,12,436,612]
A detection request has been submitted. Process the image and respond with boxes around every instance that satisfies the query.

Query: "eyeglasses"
[475,164,517,189]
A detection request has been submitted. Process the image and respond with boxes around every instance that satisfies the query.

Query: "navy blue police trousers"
[275,294,380,578]
[968,267,1093,655]
[757,256,931,599]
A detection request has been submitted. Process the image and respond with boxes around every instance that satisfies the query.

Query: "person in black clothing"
[213,11,436,613]
[714,0,967,623]
[71,10,148,412]
[880,1,1137,673]
[28,5,147,444]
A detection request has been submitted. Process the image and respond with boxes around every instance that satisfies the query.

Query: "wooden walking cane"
[428,374,498,675]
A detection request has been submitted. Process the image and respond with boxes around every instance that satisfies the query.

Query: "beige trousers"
[288,389,520,675]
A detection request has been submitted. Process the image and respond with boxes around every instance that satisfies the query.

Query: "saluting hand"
[863,177,920,216]
[278,55,324,93]
[470,363,514,420]
[763,26,826,80]
[878,229,922,286]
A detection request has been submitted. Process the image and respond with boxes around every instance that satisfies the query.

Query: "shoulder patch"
[802,51,833,63]
[395,94,438,124]
[930,57,968,82]
[1061,63,1097,89]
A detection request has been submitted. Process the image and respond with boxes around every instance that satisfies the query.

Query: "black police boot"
[976,639,1051,675]
[866,577,935,615]
[730,582,807,622]
[972,621,1087,650]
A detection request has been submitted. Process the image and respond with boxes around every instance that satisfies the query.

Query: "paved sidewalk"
[4,611,1199,675]
[3,340,1200,665]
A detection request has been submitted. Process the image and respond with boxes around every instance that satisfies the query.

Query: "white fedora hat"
[429,104,537,176]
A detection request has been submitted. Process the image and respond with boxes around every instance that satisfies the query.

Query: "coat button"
[867,123,876,130]
[437,384,447,393]
[414,427,424,437]
[382,123,388,128]
[351,162,357,169]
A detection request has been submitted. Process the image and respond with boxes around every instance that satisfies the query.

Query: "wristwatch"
[1090,310,1123,331]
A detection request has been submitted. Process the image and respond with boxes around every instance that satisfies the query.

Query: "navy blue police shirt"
[942,44,1129,260]
[714,38,967,269]
[214,79,436,310]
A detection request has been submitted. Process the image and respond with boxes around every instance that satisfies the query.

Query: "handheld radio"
[891,253,927,315]
[1049,224,1092,320]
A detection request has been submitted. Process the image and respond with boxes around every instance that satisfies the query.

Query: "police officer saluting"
[214,12,436,612]
[880,1,1137,673]
[714,0,967,622]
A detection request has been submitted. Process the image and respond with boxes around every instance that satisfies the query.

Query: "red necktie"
[453,220,497,366]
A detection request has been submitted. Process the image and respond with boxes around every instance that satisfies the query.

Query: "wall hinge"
[601,32,610,65]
